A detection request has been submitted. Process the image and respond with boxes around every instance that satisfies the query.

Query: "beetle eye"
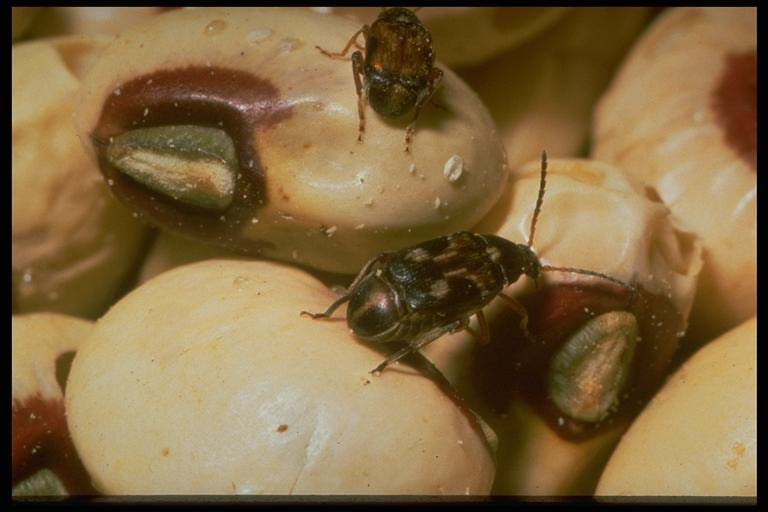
[347,275,400,340]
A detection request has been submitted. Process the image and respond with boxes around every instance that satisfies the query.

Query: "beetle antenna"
[541,265,639,303]
[527,150,547,248]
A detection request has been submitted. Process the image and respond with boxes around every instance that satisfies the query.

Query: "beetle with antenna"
[302,151,639,374]
[316,7,443,153]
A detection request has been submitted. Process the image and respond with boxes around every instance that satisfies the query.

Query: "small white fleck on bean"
[205,19,227,35]
[280,37,303,53]
[443,154,464,183]
[247,28,272,43]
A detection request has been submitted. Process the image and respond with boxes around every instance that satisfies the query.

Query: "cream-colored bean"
[12,313,95,497]
[13,313,93,404]
[137,232,353,294]
[66,259,496,495]
[596,318,756,497]
[593,8,756,342]
[24,7,169,39]
[12,37,150,318]
[137,232,245,285]
[459,7,650,171]
[76,7,508,275]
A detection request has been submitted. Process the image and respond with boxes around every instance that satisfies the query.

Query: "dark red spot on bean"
[473,283,683,442]
[12,395,97,495]
[276,424,288,433]
[713,51,756,171]
[92,66,292,254]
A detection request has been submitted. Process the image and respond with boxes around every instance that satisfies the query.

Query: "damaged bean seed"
[106,125,238,211]
[548,311,639,423]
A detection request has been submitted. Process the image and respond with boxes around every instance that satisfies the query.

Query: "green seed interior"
[548,310,638,423]
[106,125,238,211]
[12,468,68,497]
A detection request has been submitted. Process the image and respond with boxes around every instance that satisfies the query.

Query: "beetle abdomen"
[384,232,505,319]
[367,13,434,82]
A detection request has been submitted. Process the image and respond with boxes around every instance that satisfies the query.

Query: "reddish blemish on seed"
[713,51,756,171]
[12,395,97,495]
[161,447,170,457]
[473,283,683,442]
[276,424,288,433]
[92,66,292,254]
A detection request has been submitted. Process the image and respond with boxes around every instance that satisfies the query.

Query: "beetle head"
[516,243,542,280]
[482,235,542,285]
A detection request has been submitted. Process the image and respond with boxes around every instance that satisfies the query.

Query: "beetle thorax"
[481,235,542,285]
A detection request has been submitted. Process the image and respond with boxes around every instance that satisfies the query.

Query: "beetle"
[301,152,639,374]
[316,7,443,153]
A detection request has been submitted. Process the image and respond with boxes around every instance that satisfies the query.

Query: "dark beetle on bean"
[302,152,639,373]
[316,7,444,152]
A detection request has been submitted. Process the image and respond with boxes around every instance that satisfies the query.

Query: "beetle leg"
[464,310,490,345]
[450,316,470,334]
[351,50,366,143]
[497,293,532,340]
[300,252,389,319]
[315,26,368,60]
[371,319,462,374]
[392,345,495,454]
[404,67,444,153]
